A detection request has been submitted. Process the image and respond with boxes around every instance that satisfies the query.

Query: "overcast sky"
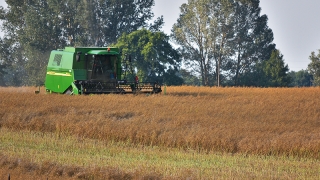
[1,0,320,71]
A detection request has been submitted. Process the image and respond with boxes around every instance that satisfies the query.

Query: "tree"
[0,0,69,85]
[172,0,276,87]
[0,36,27,86]
[94,0,162,45]
[288,70,312,87]
[0,58,6,86]
[211,0,235,87]
[172,0,235,86]
[115,29,181,84]
[230,0,275,86]
[162,68,184,86]
[172,0,215,86]
[307,50,320,86]
[263,49,291,87]
[0,0,161,86]
[179,69,202,86]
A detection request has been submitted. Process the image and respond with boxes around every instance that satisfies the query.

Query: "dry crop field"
[0,86,320,179]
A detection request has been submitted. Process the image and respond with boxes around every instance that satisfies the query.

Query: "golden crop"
[1,86,320,158]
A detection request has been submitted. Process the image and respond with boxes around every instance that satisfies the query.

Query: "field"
[0,86,320,179]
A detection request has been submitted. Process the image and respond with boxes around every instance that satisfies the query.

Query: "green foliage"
[179,69,202,86]
[0,0,160,86]
[307,50,320,86]
[263,50,291,87]
[172,0,276,87]
[231,0,275,86]
[0,40,7,86]
[288,70,312,87]
[0,37,27,86]
[172,0,221,86]
[162,68,184,86]
[0,64,6,86]
[235,65,266,87]
[115,29,181,85]
[96,0,161,45]
[232,49,291,87]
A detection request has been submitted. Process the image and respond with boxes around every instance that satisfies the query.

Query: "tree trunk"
[235,48,241,86]
[217,56,221,87]
[200,58,205,86]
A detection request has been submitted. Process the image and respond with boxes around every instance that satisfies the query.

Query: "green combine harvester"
[44,47,162,94]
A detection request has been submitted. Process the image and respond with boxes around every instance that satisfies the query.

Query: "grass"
[1,128,319,179]
[1,86,320,179]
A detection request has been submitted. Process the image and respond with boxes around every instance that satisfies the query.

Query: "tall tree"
[263,49,290,87]
[98,0,162,45]
[172,0,215,86]
[0,37,27,86]
[0,0,161,86]
[115,29,181,84]
[22,0,68,85]
[307,50,320,86]
[230,0,275,86]
[211,0,235,87]
[172,0,277,86]
[0,0,69,85]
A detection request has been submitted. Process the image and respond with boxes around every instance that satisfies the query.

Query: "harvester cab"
[44,47,162,95]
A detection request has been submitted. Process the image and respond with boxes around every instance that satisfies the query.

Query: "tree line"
[0,0,317,87]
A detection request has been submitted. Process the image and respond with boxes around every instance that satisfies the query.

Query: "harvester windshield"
[87,55,118,81]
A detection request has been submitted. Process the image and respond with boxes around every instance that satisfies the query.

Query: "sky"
[1,0,320,72]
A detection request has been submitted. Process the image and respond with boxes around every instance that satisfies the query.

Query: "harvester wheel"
[64,88,73,95]
[119,88,126,94]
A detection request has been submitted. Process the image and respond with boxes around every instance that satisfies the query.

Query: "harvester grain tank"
[44,47,162,94]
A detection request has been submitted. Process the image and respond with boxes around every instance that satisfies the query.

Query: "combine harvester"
[44,47,162,94]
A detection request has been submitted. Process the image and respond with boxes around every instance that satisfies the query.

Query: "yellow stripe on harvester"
[47,71,71,76]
